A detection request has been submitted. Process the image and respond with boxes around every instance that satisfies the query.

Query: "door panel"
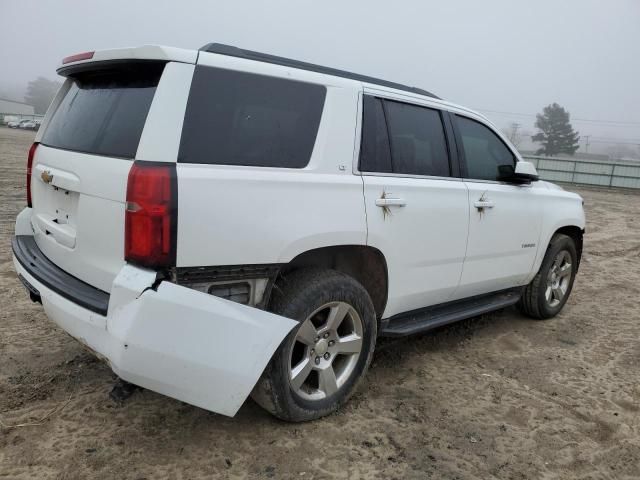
[359,95,469,318]
[454,182,542,299]
[450,114,543,299]
[364,176,469,317]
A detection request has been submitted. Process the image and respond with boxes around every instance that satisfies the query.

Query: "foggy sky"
[1,0,639,147]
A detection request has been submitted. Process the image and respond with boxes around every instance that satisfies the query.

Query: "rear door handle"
[376,198,407,207]
[474,200,495,209]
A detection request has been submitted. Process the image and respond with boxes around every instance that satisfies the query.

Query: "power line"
[590,136,640,142]
[476,109,536,118]
[588,140,640,145]
[475,108,640,127]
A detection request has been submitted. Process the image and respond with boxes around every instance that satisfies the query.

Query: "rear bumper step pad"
[12,235,109,315]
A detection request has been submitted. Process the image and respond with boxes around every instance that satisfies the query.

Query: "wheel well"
[277,245,388,319]
[554,225,584,269]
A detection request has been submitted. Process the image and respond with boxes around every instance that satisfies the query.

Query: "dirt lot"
[0,127,639,479]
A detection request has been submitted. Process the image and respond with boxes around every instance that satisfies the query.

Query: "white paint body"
[15,45,585,416]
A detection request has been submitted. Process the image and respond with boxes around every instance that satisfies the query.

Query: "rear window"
[359,96,451,177]
[178,66,326,168]
[384,100,450,177]
[42,62,164,158]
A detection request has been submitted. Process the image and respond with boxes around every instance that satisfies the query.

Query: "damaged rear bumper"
[12,233,296,417]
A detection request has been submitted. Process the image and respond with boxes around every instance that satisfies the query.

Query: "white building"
[0,97,36,123]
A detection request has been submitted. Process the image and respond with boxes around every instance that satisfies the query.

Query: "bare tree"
[24,77,62,114]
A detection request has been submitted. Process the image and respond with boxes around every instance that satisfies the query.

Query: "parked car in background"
[12,44,585,422]
[20,120,40,130]
[8,119,33,129]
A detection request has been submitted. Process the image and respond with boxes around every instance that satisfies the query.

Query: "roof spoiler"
[57,45,197,76]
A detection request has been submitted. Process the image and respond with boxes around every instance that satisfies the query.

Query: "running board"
[380,288,522,337]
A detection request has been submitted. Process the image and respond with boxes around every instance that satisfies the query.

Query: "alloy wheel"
[545,250,572,307]
[288,301,364,401]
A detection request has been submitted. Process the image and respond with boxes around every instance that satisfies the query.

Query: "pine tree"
[532,103,580,156]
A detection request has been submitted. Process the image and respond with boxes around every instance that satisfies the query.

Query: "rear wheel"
[518,233,578,319]
[251,268,376,422]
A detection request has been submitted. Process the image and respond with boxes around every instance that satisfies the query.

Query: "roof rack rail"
[199,43,439,99]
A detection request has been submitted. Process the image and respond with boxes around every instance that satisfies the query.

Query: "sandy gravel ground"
[0,127,639,479]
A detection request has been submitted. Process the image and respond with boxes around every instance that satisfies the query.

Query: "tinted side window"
[359,96,392,173]
[179,66,326,168]
[42,63,163,158]
[384,100,450,177]
[456,116,515,181]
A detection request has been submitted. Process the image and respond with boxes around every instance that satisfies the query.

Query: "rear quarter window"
[178,66,326,168]
[42,62,164,158]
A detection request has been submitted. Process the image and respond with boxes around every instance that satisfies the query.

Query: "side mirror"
[498,161,538,184]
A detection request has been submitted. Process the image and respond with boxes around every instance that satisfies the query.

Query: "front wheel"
[251,268,377,422]
[518,233,578,319]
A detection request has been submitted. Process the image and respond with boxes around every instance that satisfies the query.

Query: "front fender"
[527,190,585,282]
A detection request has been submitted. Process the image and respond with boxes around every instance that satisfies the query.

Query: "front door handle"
[474,200,495,209]
[376,198,407,207]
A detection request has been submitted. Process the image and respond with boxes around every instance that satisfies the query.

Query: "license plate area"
[33,163,81,228]
[32,183,79,249]
[47,185,78,227]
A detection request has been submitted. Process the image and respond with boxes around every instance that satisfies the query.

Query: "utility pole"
[507,122,521,145]
[583,135,591,153]
[511,122,520,140]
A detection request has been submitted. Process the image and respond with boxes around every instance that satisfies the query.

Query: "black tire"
[518,233,578,319]
[251,268,377,422]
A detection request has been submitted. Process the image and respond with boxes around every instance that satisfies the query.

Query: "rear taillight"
[27,142,38,207]
[125,162,177,268]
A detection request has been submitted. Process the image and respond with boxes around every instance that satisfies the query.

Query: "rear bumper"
[12,228,296,417]
[13,235,109,314]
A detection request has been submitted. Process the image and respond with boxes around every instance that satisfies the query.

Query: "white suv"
[12,44,585,421]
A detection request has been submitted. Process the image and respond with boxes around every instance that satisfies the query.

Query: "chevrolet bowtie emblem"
[41,170,54,184]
